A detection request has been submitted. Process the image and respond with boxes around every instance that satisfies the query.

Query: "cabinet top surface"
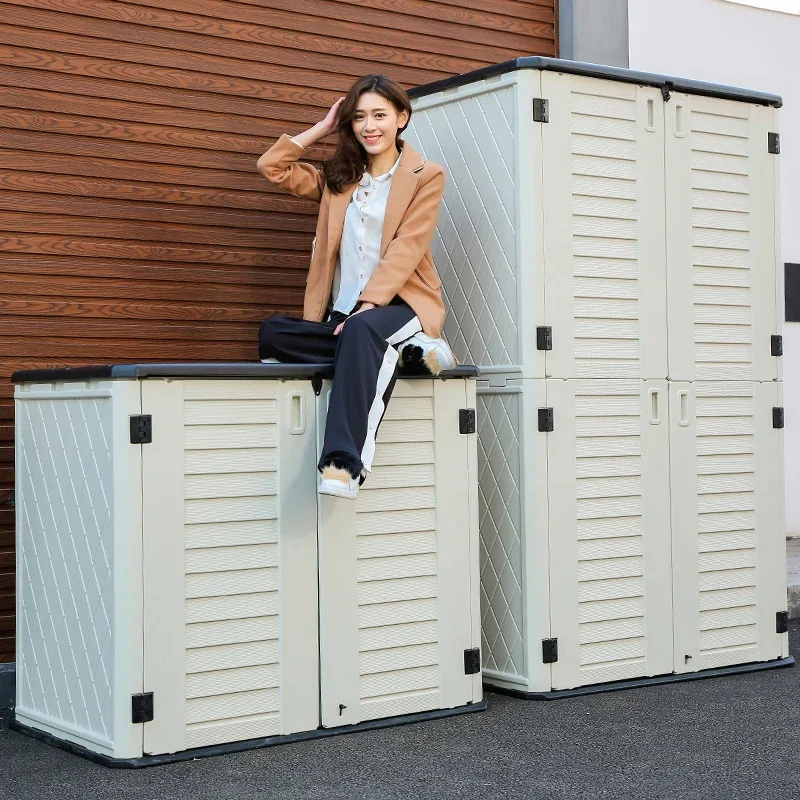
[408,56,782,108]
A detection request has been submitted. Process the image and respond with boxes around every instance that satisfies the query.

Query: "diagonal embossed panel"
[407,87,519,370]
[477,389,523,678]
[16,394,115,743]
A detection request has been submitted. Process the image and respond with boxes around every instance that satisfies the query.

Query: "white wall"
[628,0,800,533]
[560,0,629,67]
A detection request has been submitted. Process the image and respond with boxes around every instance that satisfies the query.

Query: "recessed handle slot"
[674,103,685,137]
[646,98,655,131]
[648,388,661,425]
[289,392,305,435]
[678,390,690,427]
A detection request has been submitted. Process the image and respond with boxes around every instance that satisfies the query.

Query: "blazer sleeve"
[357,167,445,307]
[257,133,325,203]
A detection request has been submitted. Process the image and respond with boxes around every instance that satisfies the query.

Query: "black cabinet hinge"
[464,648,481,674]
[768,132,780,154]
[533,98,549,123]
[132,693,154,724]
[777,611,789,634]
[459,408,476,434]
[542,638,558,664]
[661,81,674,102]
[538,408,554,432]
[311,374,323,396]
[773,407,785,429]
[129,415,152,444]
[772,335,783,356]
[537,326,553,351]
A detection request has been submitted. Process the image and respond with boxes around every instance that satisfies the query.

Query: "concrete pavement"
[1,624,799,800]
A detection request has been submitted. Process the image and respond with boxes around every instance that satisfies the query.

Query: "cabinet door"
[316,378,482,728]
[540,72,667,380]
[547,379,673,689]
[141,379,320,754]
[665,94,780,382]
[669,381,787,673]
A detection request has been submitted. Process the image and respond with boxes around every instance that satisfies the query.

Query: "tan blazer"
[258,134,447,337]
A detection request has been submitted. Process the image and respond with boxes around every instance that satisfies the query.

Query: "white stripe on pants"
[359,315,421,471]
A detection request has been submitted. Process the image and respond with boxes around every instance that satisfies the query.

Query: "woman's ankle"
[318,451,363,480]
[320,465,354,483]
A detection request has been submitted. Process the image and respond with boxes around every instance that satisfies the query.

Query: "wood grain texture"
[0,0,556,662]
[0,590,13,614]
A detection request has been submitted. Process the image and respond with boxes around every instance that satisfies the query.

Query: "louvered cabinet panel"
[317,378,481,727]
[669,381,787,673]
[540,73,668,380]
[547,379,673,690]
[665,95,780,382]
[141,379,319,755]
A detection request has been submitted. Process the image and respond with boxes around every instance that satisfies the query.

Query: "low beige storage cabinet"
[12,363,483,766]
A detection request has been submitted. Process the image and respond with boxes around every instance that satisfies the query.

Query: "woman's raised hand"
[288,97,345,150]
[319,97,345,138]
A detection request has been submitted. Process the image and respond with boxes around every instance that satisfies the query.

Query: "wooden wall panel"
[0,0,557,661]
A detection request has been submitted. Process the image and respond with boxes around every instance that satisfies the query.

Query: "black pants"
[258,299,422,480]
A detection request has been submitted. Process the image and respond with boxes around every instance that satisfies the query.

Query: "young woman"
[257,74,455,500]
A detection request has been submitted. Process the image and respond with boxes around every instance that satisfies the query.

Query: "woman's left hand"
[334,302,376,335]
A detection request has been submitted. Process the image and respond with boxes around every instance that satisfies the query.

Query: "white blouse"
[291,137,401,315]
[331,154,401,314]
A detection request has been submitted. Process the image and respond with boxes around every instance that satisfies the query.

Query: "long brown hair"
[322,74,412,194]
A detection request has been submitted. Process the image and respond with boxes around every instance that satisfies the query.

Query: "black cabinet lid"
[407,56,782,108]
[11,362,480,383]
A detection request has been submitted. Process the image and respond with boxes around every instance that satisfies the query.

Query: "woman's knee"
[258,315,289,355]
[339,310,375,338]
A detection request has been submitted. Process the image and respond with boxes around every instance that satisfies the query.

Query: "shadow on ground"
[2,623,799,800]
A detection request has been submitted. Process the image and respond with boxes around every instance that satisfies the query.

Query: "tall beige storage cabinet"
[12,363,483,766]
[405,57,790,697]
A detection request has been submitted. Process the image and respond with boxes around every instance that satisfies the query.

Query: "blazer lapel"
[325,141,427,264]
[325,182,355,265]
[380,141,425,257]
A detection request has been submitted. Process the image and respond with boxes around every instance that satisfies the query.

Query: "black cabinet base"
[10,700,488,769]
[486,656,795,700]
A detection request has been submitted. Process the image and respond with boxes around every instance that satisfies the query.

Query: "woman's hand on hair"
[290,97,345,150]
[334,302,376,335]
[319,97,346,138]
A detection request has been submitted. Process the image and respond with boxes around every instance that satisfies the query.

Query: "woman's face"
[351,91,409,158]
